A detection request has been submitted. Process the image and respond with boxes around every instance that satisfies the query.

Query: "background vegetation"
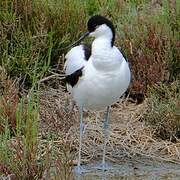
[0,0,179,178]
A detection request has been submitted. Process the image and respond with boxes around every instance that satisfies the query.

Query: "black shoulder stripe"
[65,67,84,87]
[120,48,128,61]
[83,44,91,60]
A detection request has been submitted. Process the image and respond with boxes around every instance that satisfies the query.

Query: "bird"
[64,15,131,173]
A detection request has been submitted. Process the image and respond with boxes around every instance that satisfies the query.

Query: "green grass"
[0,87,43,178]
[143,81,180,141]
[0,0,179,89]
[0,83,74,178]
[0,0,180,178]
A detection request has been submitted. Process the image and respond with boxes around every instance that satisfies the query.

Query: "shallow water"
[74,159,180,180]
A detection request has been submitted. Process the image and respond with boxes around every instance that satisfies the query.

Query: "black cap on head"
[87,15,115,46]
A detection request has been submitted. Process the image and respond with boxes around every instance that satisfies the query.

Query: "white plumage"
[64,15,131,173]
[64,45,87,76]
[65,34,130,110]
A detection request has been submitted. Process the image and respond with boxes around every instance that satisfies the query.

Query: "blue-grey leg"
[74,106,84,174]
[102,106,110,170]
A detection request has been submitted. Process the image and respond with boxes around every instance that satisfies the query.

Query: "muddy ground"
[74,159,180,180]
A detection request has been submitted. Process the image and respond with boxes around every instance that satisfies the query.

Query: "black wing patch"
[83,44,91,60]
[66,67,84,87]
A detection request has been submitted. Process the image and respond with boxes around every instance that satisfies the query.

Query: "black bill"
[63,31,90,49]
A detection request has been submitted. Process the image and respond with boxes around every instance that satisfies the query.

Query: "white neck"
[92,37,112,56]
[90,24,113,53]
[90,37,120,72]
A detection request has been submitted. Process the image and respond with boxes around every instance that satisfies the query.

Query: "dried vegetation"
[39,86,180,166]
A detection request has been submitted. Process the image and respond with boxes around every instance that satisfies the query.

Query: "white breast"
[71,46,131,110]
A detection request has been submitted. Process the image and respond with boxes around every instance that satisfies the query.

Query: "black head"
[87,15,115,46]
[63,15,115,49]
